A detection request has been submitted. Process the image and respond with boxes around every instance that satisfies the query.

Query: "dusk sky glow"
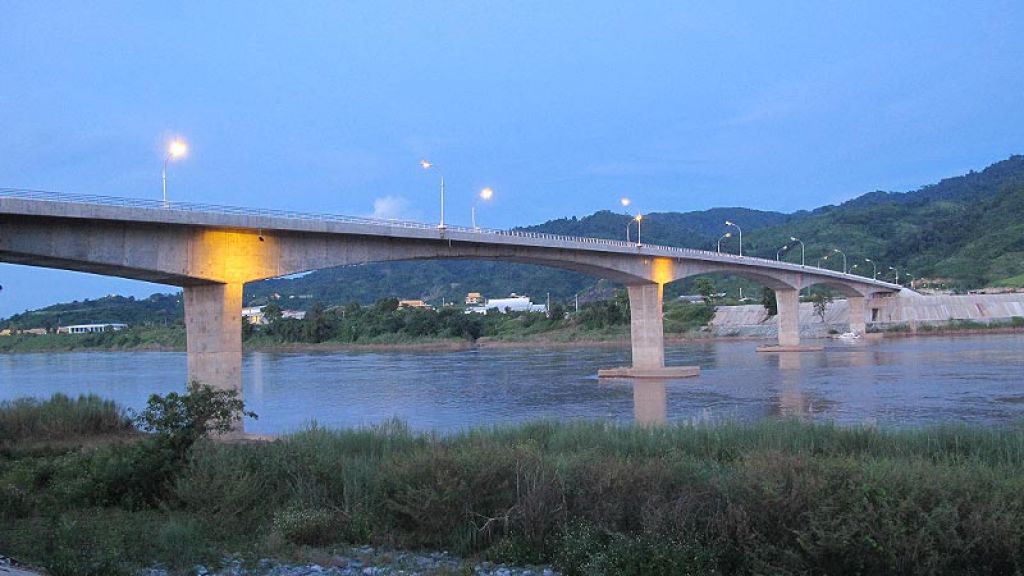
[2,2,1022,316]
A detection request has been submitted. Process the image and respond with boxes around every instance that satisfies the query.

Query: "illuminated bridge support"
[184,282,243,396]
[598,283,699,379]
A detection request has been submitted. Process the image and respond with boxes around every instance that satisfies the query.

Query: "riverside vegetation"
[0,296,716,353]
[3,391,1024,575]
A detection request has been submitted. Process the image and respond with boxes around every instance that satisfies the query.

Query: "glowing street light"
[725,220,742,256]
[889,266,899,284]
[864,258,877,279]
[472,187,494,229]
[832,248,847,273]
[162,138,187,207]
[420,159,446,229]
[789,236,805,267]
[776,244,789,261]
[717,232,732,253]
[817,254,829,268]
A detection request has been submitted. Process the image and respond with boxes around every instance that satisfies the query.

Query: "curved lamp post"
[162,139,187,207]
[472,187,493,229]
[789,236,805,266]
[889,266,899,284]
[725,220,742,256]
[864,258,877,279]
[832,248,847,273]
[420,159,445,229]
[717,232,732,253]
[776,244,789,261]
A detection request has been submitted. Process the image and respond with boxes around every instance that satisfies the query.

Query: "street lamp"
[864,258,877,279]
[717,232,732,253]
[472,187,493,229]
[817,254,829,268]
[789,236,805,266]
[629,214,643,246]
[725,220,742,256]
[832,248,847,273]
[162,139,187,207]
[420,159,446,229]
[777,244,789,261]
[907,273,916,288]
[888,266,899,284]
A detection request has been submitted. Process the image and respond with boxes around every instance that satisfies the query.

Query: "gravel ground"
[139,546,558,576]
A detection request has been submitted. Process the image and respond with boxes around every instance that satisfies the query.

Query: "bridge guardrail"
[0,188,900,289]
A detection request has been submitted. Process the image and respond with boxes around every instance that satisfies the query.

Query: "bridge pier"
[757,287,823,352]
[598,283,699,379]
[184,282,244,400]
[848,296,867,334]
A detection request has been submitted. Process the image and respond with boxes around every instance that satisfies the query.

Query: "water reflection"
[2,335,1023,434]
[632,380,667,425]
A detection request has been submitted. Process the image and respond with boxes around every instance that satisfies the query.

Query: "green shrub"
[0,393,131,443]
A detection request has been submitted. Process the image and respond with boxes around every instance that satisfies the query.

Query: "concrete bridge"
[1,189,901,393]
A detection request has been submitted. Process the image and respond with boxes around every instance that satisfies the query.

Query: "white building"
[465,294,547,315]
[56,323,128,334]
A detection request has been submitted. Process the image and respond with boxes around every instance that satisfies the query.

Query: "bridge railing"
[0,188,898,288]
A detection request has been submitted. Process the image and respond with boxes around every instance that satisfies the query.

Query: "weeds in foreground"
[2,393,1024,575]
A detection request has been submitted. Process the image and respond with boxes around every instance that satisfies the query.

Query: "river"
[1,334,1022,434]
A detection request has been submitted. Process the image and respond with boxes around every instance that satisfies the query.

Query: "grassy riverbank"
[3,395,1024,575]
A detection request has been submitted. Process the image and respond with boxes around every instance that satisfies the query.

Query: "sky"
[1,1,1022,317]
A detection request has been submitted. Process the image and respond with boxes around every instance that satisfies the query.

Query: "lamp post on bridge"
[789,236,805,266]
[717,232,732,253]
[725,220,742,256]
[162,139,187,207]
[864,258,877,279]
[776,244,789,261]
[471,187,494,229]
[832,248,847,274]
[817,254,829,268]
[419,159,446,229]
[889,266,899,284]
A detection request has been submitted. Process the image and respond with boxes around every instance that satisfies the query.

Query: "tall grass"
[4,403,1024,574]
[0,393,132,442]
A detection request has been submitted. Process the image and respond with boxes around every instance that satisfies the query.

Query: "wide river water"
[1,334,1022,434]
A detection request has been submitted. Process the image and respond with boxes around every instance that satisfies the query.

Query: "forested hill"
[4,156,1023,324]
[742,155,1024,287]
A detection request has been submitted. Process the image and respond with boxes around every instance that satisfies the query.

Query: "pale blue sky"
[2,2,1022,317]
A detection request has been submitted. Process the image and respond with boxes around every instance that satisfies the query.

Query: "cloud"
[370,195,412,220]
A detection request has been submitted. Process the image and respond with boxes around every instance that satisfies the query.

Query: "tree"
[695,278,716,305]
[761,287,777,317]
[134,382,257,458]
[302,301,331,343]
[262,302,283,323]
[811,293,833,323]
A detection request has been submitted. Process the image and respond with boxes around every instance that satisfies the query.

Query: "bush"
[0,393,132,443]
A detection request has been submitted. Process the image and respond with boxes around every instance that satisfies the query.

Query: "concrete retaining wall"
[710,293,1024,337]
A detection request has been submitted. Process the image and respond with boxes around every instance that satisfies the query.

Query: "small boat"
[835,331,861,340]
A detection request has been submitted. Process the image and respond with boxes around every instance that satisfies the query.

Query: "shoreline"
[1,325,1022,355]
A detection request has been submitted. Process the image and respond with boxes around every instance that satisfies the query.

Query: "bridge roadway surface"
[1,189,901,421]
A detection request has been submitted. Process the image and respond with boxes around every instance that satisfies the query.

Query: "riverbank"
[3,394,1024,575]
[2,321,1023,355]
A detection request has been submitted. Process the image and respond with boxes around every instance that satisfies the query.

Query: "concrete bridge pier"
[757,287,823,352]
[847,296,867,334]
[184,282,244,399]
[598,283,699,379]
